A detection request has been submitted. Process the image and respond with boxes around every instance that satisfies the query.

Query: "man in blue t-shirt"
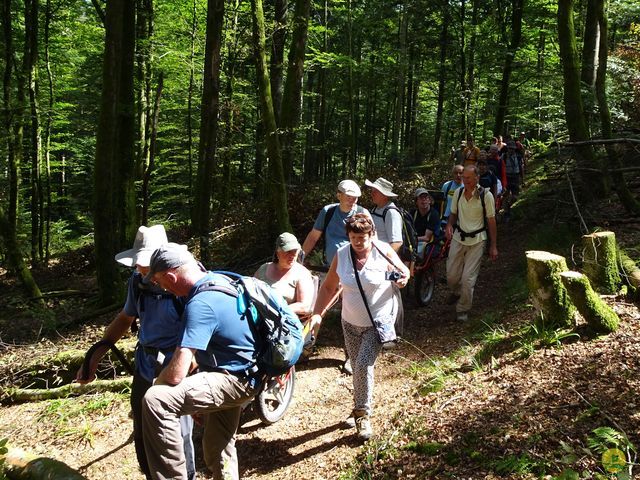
[441,164,464,219]
[302,179,369,266]
[142,243,260,480]
[76,225,195,480]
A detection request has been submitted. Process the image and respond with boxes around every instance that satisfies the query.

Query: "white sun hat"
[114,225,169,267]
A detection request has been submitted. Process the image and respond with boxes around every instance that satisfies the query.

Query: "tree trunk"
[536,23,546,138]
[592,0,640,214]
[432,5,449,158]
[270,0,287,123]
[251,0,292,234]
[135,0,154,225]
[526,250,576,327]
[25,0,44,264]
[192,0,224,255]
[43,0,54,263]
[581,231,621,294]
[557,0,605,195]
[390,5,407,165]
[0,205,44,303]
[5,446,89,479]
[141,73,163,224]
[458,0,467,136]
[94,0,137,306]
[2,0,19,232]
[493,0,523,136]
[580,0,599,91]
[280,0,311,180]
[4,378,133,404]
[560,271,619,333]
[186,0,197,201]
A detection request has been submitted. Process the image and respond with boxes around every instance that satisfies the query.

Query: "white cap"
[337,180,361,197]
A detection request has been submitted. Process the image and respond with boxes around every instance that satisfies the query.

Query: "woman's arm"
[289,266,315,315]
[385,242,410,288]
[308,257,340,338]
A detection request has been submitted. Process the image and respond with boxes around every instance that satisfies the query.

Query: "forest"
[1,0,640,478]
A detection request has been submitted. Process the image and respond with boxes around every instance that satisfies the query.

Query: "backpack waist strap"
[454,224,486,241]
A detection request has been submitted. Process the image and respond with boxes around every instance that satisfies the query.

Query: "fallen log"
[526,250,576,327]
[581,231,621,294]
[560,271,620,333]
[4,446,88,480]
[2,378,132,404]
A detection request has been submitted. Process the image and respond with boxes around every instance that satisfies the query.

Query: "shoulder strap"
[444,182,452,197]
[381,204,397,221]
[372,241,404,272]
[349,246,376,329]
[322,205,338,235]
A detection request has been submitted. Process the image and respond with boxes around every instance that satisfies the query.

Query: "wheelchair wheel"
[414,267,436,306]
[255,367,296,425]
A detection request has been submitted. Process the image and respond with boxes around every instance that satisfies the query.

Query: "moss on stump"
[618,250,640,299]
[582,231,621,294]
[526,250,576,327]
[560,271,620,333]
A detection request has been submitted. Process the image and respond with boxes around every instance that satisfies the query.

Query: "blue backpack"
[197,272,304,377]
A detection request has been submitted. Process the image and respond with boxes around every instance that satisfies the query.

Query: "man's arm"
[386,209,403,252]
[154,346,196,386]
[76,310,135,383]
[302,228,322,257]
[445,213,457,240]
[487,217,498,260]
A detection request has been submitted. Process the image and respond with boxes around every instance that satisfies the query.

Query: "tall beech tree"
[493,0,524,136]
[251,0,291,234]
[192,0,224,254]
[557,0,604,195]
[94,0,137,305]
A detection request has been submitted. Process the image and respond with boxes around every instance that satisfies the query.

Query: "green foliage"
[587,427,635,455]
[493,453,549,475]
[0,437,7,477]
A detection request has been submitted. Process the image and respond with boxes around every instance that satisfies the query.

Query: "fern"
[587,427,635,454]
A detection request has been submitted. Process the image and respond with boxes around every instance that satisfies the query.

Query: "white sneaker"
[342,359,353,375]
[355,415,372,440]
[456,312,469,322]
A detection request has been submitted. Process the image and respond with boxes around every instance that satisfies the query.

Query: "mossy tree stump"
[526,250,576,327]
[582,231,621,294]
[619,250,640,298]
[560,271,620,333]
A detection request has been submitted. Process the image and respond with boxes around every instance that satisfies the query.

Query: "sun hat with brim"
[337,179,361,197]
[115,225,168,267]
[275,232,301,252]
[144,243,195,282]
[365,177,397,198]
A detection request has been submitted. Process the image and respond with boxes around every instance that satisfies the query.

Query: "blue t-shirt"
[180,272,258,373]
[441,180,462,218]
[123,272,185,382]
[312,203,369,265]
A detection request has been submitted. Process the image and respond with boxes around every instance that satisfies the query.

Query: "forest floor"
[1,163,640,479]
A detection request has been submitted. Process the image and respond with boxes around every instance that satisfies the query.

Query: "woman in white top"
[254,232,314,317]
[309,214,409,440]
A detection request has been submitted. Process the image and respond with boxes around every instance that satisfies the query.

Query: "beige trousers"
[446,239,485,313]
[142,371,257,480]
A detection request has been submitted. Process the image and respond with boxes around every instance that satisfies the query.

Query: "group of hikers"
[76,157,506,479]
[450,132,531,222]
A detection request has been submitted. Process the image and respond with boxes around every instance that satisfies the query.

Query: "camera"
[385,271,402,282]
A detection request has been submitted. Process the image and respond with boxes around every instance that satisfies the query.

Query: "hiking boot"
[342,359,353,375]
[456,311,469,322]
[343,415,356,429]
[382,340,397,350]
[446,293,460,305]
[355,415,373,441]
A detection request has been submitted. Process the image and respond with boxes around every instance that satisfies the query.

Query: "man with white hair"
[142,244,261,480]
[366,177,403,253]
[76,226,195,480]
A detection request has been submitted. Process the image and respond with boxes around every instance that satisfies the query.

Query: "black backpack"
[194,272,304,377]
[320,204,364,262]
[371,205,419,263]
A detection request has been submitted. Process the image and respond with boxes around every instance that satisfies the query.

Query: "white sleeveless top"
[335,241,399,328]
